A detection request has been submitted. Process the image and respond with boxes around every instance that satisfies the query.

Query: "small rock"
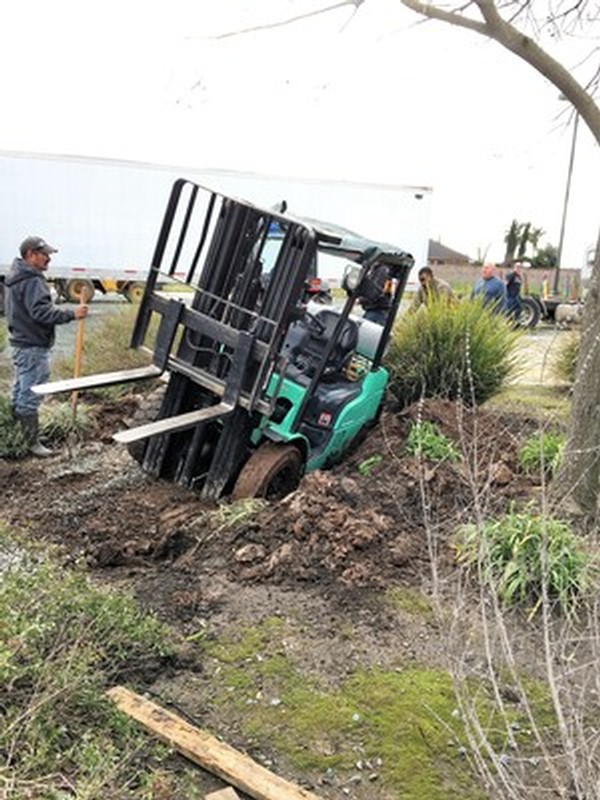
[234,543,266,563]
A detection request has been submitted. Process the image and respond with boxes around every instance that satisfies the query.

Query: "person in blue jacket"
[5,236,88,457]
[472,263,506,312]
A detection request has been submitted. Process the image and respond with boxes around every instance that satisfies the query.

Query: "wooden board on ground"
[206,789,241,800]
[107,686,322,800]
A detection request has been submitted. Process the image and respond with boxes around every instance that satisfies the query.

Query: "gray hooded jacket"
[5,258,75,348]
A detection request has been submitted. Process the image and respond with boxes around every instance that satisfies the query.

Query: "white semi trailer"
[0,150,432,310]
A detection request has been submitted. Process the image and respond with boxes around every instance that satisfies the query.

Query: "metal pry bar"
[32,365,163,396]
[113,401,235,445]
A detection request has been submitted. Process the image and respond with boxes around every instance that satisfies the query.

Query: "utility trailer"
[0,150,430,315]
[35,180,414,500]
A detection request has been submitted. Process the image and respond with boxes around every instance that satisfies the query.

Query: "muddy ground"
[0,389,555,798]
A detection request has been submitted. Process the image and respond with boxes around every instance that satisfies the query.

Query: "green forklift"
[35,179,414,499]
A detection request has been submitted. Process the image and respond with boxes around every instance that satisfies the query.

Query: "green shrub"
[405,420,460,462]
[0,528,172,796]
[552,332,579,385]
[0,395,29,458]
[455,510,594,616]
[519,431,565,477]
[54,306,158,399]
[40,400,95,442]
[387,297,520,407]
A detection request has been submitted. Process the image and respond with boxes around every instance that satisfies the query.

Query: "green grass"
[485,384,570,421]
[53,306,159,399]
[552,332,579,385]
[200,620,485,799]
[0,394,29,457]
[0,527,200,798]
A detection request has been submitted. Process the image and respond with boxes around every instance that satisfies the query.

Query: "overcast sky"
[1,0,597,267]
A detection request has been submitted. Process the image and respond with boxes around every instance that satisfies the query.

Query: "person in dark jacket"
[505,261,524,322]
[5,236,88,456]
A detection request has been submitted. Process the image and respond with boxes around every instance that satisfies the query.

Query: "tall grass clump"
[54,306,159,399]
[40,400,95,442]
[0,320,6,352]
[0,395,28,458]
[455,510,594,617]
[552,331,579,385]
[387,297,520,407]
[0,528,174,796]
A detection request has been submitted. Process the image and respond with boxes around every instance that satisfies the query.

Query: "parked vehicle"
[34,180,414,500]
[0,150,431,313]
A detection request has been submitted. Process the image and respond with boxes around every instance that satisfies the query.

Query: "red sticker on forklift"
[318,412,332,427]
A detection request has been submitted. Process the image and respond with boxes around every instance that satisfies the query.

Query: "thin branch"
[210,1,363,40]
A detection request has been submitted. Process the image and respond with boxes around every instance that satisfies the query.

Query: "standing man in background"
[5,236,88,457]
[505,261,524,322]
[410,266,455,310]
[472,263,506,312]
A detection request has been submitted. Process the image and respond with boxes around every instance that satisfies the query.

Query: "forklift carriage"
[35,180,414,499]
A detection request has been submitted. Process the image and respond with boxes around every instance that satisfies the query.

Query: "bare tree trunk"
[551,229,600,520]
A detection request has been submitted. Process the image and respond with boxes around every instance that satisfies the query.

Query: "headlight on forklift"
[343,264,362,292]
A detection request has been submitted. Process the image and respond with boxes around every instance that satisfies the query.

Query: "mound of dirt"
[215,399,539,589]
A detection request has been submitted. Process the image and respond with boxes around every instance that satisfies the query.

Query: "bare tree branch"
[211,0,364,40]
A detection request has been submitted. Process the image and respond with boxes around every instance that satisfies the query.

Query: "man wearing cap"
[5,236,88,457]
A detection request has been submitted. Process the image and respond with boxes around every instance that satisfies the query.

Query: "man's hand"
[74,305,88,320]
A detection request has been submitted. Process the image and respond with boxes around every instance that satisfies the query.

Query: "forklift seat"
[282,308,359,383]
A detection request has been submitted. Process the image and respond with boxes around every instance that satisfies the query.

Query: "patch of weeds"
[215,498,267,528]
[519,430,564,477]
[454,510,594,617]
[40,400,95,443]
[0,394,28,458]
[384,586,434,618]
[357,454,383,475]
[552,331,579,385]
[405,420,460,462]
[200,620,484,798]
[0,527,181,797]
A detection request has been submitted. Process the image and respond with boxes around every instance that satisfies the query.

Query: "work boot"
[18,413,53,458]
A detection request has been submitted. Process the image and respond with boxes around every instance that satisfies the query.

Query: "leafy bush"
[0,395,28,458]
[387,297,520,407]
[552,332,579,385]
[455,510,594,616]
[0,528,173,796]
[54,305,159,398]
[519,431,565,477]
[40,400,95,442]
[405,420,460,462]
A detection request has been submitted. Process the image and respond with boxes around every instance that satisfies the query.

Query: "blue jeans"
[11,346,50,416]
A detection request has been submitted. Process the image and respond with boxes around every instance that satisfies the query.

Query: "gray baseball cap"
[19,236,58,257]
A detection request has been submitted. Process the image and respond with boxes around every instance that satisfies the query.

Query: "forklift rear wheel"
[232,442,303,501]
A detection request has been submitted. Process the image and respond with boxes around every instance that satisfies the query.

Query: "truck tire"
[519,297,541,329]
[126,386,167,465]
[125,282,145,303]
[231,442,303,501]
[66,278,95,303]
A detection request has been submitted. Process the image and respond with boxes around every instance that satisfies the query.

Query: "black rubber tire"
[127,385,167,465]
[66,278,95,303]
[518,297,541,328]
[231,442,304,501]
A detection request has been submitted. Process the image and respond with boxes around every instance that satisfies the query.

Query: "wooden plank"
[205,789,241,800]
[107,686,322,800]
